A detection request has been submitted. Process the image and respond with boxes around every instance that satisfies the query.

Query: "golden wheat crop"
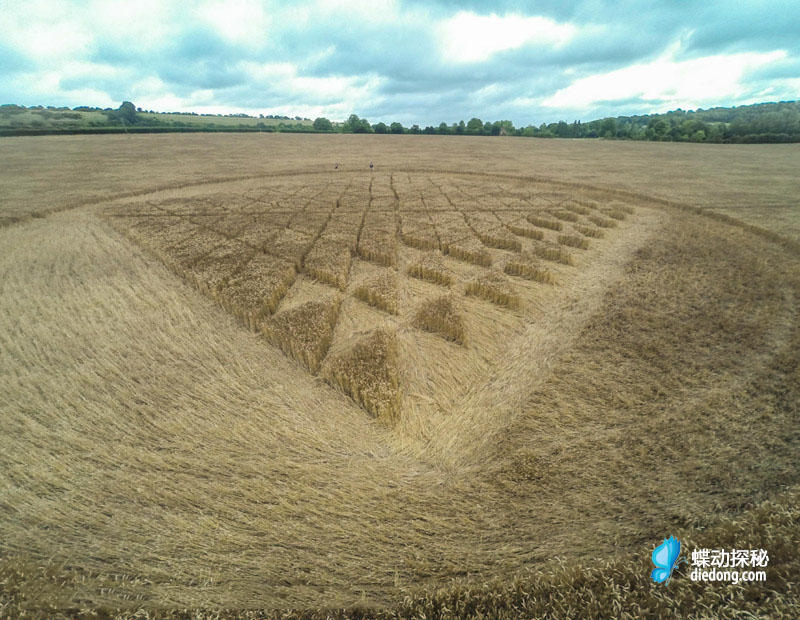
[407,252,453,287]
[574,224,604,238]
[526,214,563,231]
[442,240,493,266]
[353,270,398,314]
[557,234,590,250]
[263,296,340,373]
[3,136,799,618]
[303,237,351,290]
[324,328,400,421]
[588,214,618,228]
[465,270,521,309]
[412,294,467,344]
[550,210,579,222]
[527,244,575,265]
[504,260,557,284]
[506,222,545,240]
[476,229,522,251]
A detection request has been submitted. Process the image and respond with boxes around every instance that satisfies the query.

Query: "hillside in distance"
[2,100,799,143]
[538,100,800,143]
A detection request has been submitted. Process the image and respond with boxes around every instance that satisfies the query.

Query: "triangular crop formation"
[104,171,638,423]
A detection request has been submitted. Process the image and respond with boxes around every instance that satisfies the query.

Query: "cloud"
[0,1,798,125]
[438,11,576,63]
[0,42,33,74]
[543,47,788,112]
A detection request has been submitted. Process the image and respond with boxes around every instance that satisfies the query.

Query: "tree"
[344,114,372,133]
[372,121,388,134]
[466,117,483,134]
[103,101,137,125]
[691,129,706,142]
[494,120,515,135]
[389,122,404,134]
[554,121,570,137]
[313,117,333,131]
[118,101,137,124]
[438,122,450,134]
[344,114,361,132]
[409,124,420,134]
[600,117,617,138]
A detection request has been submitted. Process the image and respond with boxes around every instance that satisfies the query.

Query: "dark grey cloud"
[745,56,800,81]
[682,1,800,56]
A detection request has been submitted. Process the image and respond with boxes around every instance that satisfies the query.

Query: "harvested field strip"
[610,202,636,214]
[465,270,521,309]
[442,242,493,267]
[263,297,340,373]
[420,196,443,250]
[303,238,351,290]
[574,224,604,238]
[185,240,255,294]
[265,228,315,268]
[562,203,592,216]
[353,271,398,314]
[557,234,590,250]
[567,197,600,210]
[526,215,563,231]
[357,233,397,267]
[528,244,575,265]
[217,255,296,330]
[324,328,401,421]
[476,229,522,252]
[507,223,545,240]
[354,175,373,251]
[604,209,627,220]
[284,187,329,231]
[504,260,557,285]
[237,221,283,251]
[550,210,579,222]
[401,229,439,250]
[412,295,467,345]
[407,254,452,287]
[588,214,618,228]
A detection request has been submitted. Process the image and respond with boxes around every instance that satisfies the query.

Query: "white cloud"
[198,0,270,45]
[243,61,380,101]
[439,12,577,63]
[0,12,93,61]
[90,0,172,51]
[543,47,788,110]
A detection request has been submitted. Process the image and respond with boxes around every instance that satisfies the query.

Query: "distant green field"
[0,107,105,129]
[138,112,312,127]
[0,105,313,134]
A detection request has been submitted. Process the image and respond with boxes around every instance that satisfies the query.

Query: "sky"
[1,0,799,126]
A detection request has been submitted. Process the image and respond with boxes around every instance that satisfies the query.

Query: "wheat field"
[1,134,799,618]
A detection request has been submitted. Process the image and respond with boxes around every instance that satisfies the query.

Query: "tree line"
[316,101,800,143]
[4,100,800,142]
